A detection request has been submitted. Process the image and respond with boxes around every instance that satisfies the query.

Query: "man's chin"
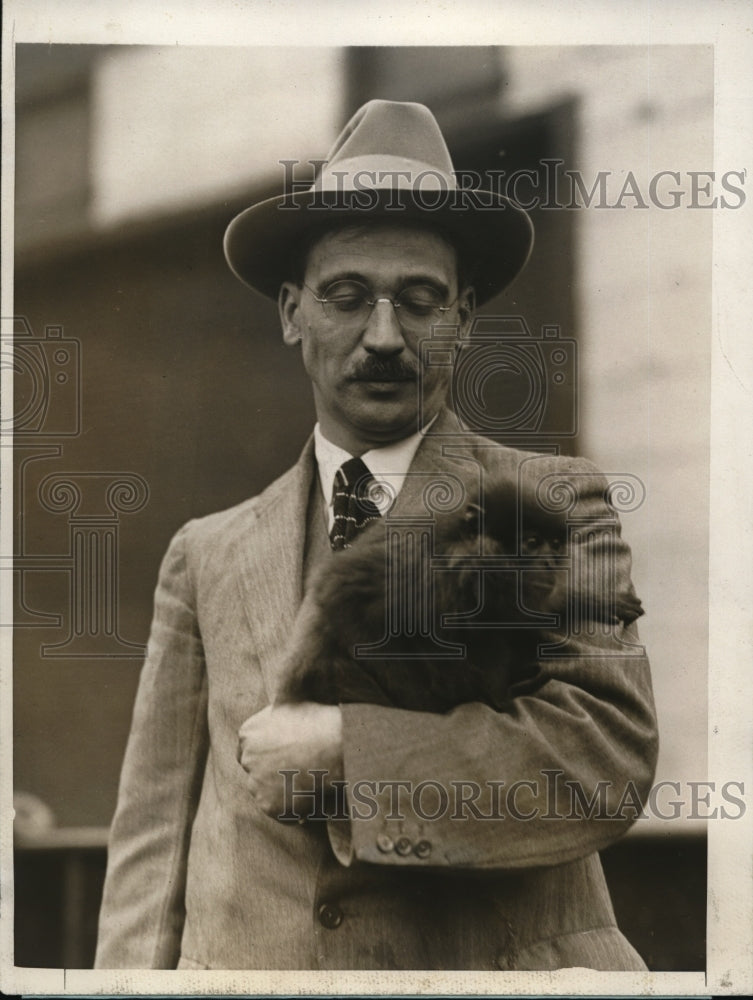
[355,397,445,439]
[349,400,422,439]
[326,382,446,446]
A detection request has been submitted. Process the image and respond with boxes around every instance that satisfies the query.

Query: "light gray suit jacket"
[95,413,658,970]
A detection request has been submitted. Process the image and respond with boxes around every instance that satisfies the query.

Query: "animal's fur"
[275,475,643,713]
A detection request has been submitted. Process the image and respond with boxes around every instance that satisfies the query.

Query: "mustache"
[351,356,419,381]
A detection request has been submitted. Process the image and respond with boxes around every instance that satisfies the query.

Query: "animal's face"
[433,478,568,557]
[277,222,474,452]
[427,480,569,625]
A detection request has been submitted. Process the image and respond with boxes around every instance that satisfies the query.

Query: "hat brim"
[223,188,534,306]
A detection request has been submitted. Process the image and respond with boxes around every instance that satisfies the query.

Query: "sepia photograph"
[2,2,751,996]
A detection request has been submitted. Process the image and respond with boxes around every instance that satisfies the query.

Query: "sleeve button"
[376,832,394,853]
[395,836,413,856]
[414,839,432,859]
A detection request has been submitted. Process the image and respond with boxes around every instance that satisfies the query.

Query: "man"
[95,100,658,971]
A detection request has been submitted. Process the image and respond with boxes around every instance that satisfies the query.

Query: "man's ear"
[279,281,304,346]
[457,285,476,339]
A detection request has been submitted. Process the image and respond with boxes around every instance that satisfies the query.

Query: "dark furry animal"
[275,475,643,713]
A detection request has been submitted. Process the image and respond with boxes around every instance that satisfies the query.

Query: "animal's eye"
[524,535,542,551]
[460,504,483,534]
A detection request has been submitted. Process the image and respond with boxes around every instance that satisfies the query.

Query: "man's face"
[279,222,474,453]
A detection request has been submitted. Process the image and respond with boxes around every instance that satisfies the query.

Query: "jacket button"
[395,836,413,856]
[414,839,432,859]
[376,832,394,853]
[318,903,343,929]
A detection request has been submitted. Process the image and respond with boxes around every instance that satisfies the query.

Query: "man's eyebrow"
[315,271,451,297]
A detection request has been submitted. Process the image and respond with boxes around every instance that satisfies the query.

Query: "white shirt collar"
[314,421,430,527]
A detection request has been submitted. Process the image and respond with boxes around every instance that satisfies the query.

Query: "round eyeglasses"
[304,280,457,332]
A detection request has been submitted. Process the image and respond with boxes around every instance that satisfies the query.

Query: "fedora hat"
[224,99,534,305]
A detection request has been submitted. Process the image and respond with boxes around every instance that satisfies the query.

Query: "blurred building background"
[11,44,711,969]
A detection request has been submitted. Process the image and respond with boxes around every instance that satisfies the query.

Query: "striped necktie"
[329,456,382,550]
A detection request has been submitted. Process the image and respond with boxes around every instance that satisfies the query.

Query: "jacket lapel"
[236,436,315,699]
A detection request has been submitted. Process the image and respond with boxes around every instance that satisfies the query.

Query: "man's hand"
[237,702,343,819]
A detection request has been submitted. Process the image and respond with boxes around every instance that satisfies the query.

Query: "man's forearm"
[336,634,657,870]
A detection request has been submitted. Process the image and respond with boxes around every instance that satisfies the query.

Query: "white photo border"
[1,1,751,996]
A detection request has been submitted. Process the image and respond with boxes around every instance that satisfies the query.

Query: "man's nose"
[362,299,406,355]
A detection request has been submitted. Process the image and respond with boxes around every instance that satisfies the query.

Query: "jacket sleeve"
[332,456,659,870]
[95,521,209,969]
